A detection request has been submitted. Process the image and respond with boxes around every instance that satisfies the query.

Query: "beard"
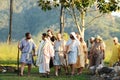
[27,37,31,39]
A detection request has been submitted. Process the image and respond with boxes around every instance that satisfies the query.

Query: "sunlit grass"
[0,39,114,65]
[0,43,20,63]
[104,39,113,63]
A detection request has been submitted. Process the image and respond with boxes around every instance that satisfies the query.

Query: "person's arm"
[100,42,105,59]
[84,43,88,63]
[18,40,23,51]
[118,45,120,61]
[49,42,55,60]
[32,42,36,56]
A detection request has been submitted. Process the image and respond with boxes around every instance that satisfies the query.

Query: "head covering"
[70,32,80,45]
[95,35,102,41]
[70,32,78,40]
[90,37,95,41]
[113,37,118,42]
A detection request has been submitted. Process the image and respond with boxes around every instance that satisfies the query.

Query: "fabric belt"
[55,51,64,52]
[22,52,32,54]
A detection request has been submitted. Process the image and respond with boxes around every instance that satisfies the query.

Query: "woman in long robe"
[76,37,87,75]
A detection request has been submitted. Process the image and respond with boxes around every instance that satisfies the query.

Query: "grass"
[0,67,89,80]
[0,43,19,62]
[0,40,115,80]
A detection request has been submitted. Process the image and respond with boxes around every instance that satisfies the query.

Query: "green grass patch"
[0,67,89,80]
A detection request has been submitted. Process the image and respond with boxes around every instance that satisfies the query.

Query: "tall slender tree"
[7,0,13,44]
[60,5,64,34]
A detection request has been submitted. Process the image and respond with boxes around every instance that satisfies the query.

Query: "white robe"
[36,39,54,73]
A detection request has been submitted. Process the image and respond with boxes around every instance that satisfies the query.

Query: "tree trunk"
[7,0,13,44]
[60,5,64,34]
[81,11,85,40]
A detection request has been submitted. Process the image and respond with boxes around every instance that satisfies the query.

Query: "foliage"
[38,0,120,13]
[98,0,120,13]
[38,0,120,39]
[0,0,120,42]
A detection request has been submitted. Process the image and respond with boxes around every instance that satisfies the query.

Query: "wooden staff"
[17,42,20,75]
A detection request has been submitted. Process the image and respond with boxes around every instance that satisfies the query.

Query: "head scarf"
[70,32,78,40]
[113,37,118,42]
[70,32,80,45]
[90,37,95,41]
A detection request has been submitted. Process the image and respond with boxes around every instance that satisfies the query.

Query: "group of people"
[18,29,120,77]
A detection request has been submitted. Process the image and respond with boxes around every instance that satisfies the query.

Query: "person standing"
[18,32,36,76]
[53,33,67,76]
[109,37,120,66]
[36,33,54,77]
[90,36,105,67]
[66,32,80,76]
[88,37,95,67]
[47,29,56,68]
[76,37,87,75]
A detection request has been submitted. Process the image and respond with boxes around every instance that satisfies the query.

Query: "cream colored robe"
[36,39,54,73]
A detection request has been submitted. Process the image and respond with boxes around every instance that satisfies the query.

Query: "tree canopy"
[38,0,120,38]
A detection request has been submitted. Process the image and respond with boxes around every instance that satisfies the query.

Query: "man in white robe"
[36,33,54,77]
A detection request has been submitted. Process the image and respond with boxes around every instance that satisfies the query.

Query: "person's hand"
[103,54,105,60]
[51,57,54,61]
[64,54,66,59]
[33,53,36,56]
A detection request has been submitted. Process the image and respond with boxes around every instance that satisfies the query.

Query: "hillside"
[0,0,120,42]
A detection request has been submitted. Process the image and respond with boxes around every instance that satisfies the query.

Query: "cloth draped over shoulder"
[66,32,80,64]
[36,39,54,67]
[19,38,36,64]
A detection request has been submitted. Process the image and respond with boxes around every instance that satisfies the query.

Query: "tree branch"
[71,7,82,34]
[85,14,104,27]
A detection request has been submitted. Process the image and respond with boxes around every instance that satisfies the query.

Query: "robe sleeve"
[49,42,54,57]
[118,45,120,59]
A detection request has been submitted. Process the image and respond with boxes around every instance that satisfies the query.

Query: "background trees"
[38,0,120,39]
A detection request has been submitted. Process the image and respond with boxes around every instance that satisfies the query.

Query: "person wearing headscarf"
[109,37,120,66]
[36,33,54,78]
[90,35,105,67]
[66,32,80,76]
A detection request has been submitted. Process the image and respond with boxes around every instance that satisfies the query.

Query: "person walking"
[18,32,36,76]
[90,36,105,67]
[36,33,54,78]
[76,37,87,75]
[66,32,80,76]
[53,33,67,76]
